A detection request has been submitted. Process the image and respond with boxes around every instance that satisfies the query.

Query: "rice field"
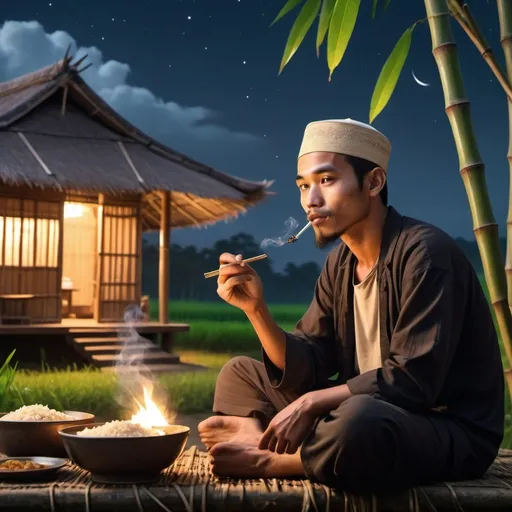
[157,300,304,351]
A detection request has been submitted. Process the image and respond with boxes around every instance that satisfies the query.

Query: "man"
[198,119,505,492]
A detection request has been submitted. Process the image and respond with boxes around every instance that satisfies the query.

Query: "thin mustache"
[307,211,331,220]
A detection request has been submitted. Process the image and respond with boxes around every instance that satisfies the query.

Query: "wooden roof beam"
[148,193,201,227]
[17,132,63,191]
[117,141,147,188]
[181,193,217,218]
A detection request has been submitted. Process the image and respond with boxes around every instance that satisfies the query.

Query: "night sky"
[0,1,507,271]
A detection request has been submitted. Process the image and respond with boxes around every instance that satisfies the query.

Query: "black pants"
[212,356,498,493]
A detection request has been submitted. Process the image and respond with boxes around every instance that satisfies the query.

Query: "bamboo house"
[0,56,272,328]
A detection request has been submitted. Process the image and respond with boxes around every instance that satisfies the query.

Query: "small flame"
[131,386,170,431]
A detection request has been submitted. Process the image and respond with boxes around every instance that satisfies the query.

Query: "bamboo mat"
[0,447,511,511]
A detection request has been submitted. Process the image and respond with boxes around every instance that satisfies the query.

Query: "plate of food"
[0,456,69,481]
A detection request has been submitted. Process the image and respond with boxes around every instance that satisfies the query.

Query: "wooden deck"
[0,318,190,336]
[0,318,194,373]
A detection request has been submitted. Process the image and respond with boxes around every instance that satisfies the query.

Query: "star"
[246,95,250,99]
[187,16,192,20]
[205,46,208,50]
[242,60,247,65]
[49,2,52,5]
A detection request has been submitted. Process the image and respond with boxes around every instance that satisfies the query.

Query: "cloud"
[0,20,262,162]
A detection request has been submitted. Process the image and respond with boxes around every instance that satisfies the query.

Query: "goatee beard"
[315,231,343,249]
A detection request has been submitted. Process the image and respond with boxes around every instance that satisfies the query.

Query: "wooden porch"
[0,317,189,336]
[0,319,199,374]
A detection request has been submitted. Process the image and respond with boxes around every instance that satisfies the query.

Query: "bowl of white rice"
[0,404,95,457]
[58,420,190,484]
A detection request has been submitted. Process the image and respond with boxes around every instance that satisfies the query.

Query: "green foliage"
[0,350,18,411]
[6,367,121,419]
[327,0,361,81]
[270,0,304,27]
[372,0,378,19]
[271,0,362,79]
[371,0,392,19]
[150,299,306,351]
[278,0,321,74]
[369,24,416,123]
[3,352,249,418]
[316,0,335,56]
[270,0,423,121]
[154,300,307,324]
[174,320,297,352]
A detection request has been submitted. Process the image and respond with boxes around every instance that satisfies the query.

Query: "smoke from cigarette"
[260,217,299,249]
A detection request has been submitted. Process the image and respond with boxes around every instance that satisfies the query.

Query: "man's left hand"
[258,393,318,455]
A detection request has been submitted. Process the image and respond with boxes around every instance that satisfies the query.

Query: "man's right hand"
[217,253,264,314]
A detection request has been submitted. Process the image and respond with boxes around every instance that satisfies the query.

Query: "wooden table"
[0,294,34,325]
[0,446,511,511]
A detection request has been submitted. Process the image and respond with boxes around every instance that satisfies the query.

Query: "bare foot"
[209,442,305,478]
[198,415,263,449]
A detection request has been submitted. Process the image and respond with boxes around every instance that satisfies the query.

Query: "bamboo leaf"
[383,0,391,10]
[317,0,336,56]
[327,0,362,81]
[369,24,415,123]
[372,0,379,19]
[278,0,321,74]
[271,0,304,27]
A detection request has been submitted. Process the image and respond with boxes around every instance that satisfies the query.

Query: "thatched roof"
[0,53,274,230]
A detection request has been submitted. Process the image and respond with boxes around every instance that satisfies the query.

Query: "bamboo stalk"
[498,0,512,336]
[424,0,512,386]
[447,0,512,101]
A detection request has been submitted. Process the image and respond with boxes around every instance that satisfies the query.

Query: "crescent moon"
[412,70,430,87]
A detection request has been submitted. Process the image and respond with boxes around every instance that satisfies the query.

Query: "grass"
[152,300,307,324]
[173,320,297,351]
[150,299,303,351]
[4,351,250,418]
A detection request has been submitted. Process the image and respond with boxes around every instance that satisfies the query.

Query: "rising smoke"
[260,217,299,249]
[113,305,175,423]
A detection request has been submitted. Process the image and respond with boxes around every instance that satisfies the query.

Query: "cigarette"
[288,221,312,243]
[204,253,268,279]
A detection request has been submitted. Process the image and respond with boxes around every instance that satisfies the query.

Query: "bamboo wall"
[62,202,97,313]
[96,201,141,322]
[0,197,62,322]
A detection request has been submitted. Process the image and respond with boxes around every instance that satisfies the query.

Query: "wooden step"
[68,328,115,334]
[91,352,180,367]
[68,331,118,338]
[83,343,159,354]
[73,337,128,345]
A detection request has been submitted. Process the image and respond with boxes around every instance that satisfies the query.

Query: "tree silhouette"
[141,232,493,303]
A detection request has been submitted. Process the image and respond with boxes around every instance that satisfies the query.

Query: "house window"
[0,198,60,268]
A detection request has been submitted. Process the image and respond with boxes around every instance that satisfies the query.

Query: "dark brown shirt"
[264,206,504,446]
